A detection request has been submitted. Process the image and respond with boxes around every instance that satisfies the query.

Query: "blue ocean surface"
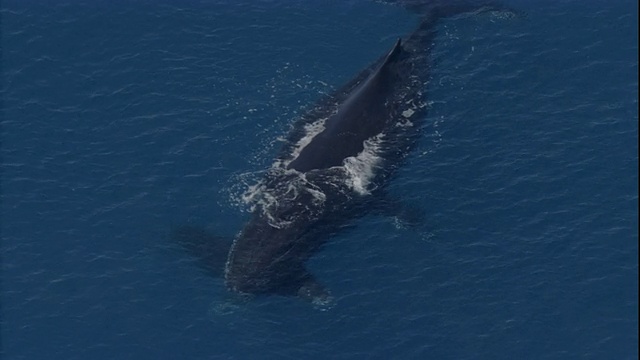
[2,0,637,359]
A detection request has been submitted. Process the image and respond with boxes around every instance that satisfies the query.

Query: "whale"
[177,0,517,306]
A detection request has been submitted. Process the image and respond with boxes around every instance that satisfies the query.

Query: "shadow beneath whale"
[170,225,232,278]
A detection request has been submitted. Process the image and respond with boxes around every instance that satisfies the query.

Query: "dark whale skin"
[222,1,515,305]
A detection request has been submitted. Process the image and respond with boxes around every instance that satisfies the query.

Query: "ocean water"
[1,0,637,359]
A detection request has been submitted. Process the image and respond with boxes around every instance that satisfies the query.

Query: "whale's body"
[220,1,514,305]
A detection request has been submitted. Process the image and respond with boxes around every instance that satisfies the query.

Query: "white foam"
[238,169,329,228]
[343,133,385,195]
[275,116,329,169]
[402,108,415,118]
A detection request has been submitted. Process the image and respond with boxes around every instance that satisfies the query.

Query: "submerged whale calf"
[185,0,516,306]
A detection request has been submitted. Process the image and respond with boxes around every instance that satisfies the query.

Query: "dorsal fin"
[381,38,403,67]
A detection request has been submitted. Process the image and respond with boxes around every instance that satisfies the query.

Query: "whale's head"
[223,205,321,297]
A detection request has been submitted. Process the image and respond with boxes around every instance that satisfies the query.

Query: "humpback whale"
[185,0,517,306]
